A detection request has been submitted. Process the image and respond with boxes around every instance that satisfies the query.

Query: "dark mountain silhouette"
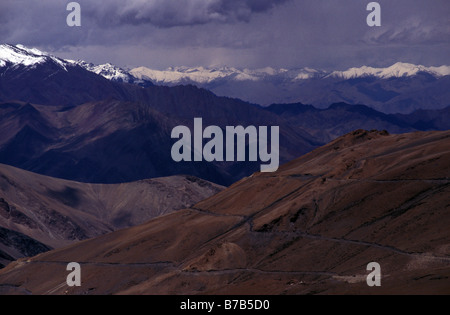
[394,106,450,131]
[1,96,448,185]
[265,102,450,143]
[0,98,319,185]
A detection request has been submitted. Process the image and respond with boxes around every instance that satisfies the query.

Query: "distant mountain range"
[2,44,449,113]
[82,59,450,114]
[0,44,449,186]
[129,62,450,84]
[129,63,450,114]
[265,102,450,143]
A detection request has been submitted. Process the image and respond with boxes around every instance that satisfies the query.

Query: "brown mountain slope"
[0,163,224,268]
[0,130,449,295]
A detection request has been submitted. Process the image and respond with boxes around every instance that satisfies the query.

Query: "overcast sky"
[1,0,449,70]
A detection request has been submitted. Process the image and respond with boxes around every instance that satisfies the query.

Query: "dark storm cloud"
[363,16,450,46]
[0,0,449,69]
[87,0,292,27]
[0,0,291,48]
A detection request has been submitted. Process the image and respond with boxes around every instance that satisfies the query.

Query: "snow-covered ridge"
[129,66,326,84]
[1,44,449,84]
[0,44,140,82]
[70,60,136,83]
[328,62,450,79]
[0,44,69,70]
[0,44,47,67]
[131,62,450,85]
[130,66,259,84]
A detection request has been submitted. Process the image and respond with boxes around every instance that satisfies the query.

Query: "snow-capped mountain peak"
[69,60,136,83]
[0,44,145,83]
[0,44,47,67]
[0,44,69,71]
